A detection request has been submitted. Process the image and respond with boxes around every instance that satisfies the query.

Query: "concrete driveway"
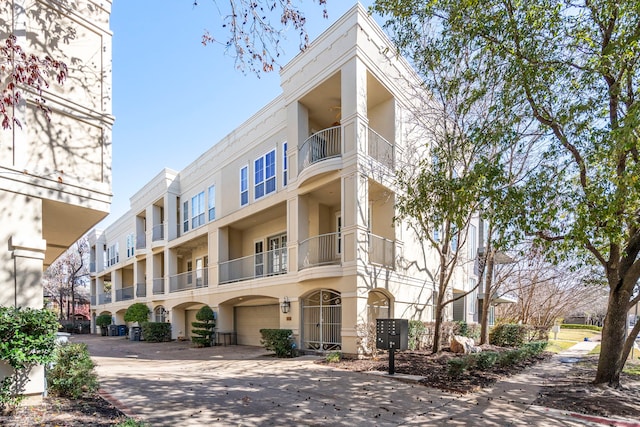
[75,335,588,426]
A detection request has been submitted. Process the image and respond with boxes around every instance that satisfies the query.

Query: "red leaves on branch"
[1,35,67,129]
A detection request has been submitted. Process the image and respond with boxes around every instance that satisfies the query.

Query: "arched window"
[368,291,390,323]
[154,305,167,323]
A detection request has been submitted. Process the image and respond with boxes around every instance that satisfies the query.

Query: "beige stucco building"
[89,4,483,355]
[1,0,112,395]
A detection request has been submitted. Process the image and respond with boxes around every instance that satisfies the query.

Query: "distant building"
[89,4,485,354]
[1,0,113,397]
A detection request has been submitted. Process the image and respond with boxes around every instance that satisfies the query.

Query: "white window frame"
[208,185,216,221]
[183,200,189,233]
[254,149,276,200]
[240,165,249,206]
[126,233,135,258]
[191,191,205,229]
[282,141,288,187]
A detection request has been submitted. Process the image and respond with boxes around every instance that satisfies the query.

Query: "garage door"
[235,305,279,346]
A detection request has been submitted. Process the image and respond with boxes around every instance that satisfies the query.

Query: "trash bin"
[118,325,127,336]
[131,326,141,341]
[108,325,118,336]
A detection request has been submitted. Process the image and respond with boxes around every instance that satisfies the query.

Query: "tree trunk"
[480,249,495,345]
[432,300,444,354]
[594,288,629,387]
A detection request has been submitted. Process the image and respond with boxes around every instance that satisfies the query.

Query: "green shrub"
[453,321,480,340]
[447,357,469,377]
[497,349,526,367]
[140,322,171,342]
[522,340,548,357]
[408,320,427,350]
[46,343,98,399]
[124,303,150,323]
[116,419,149,427]
[259,329,294,357]
[489,324,527,347]
[191,306,216,347]
[325,351,342,363]
[560,324,602,332]
[475,351,499,370]
[0,306,59,411]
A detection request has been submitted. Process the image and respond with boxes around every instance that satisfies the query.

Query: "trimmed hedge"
[561,324,602,332]
[259,329,294,357]
[489,324,527,347]
[140,322,171,342]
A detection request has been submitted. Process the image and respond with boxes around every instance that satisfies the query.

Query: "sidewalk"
[79,335,639,426]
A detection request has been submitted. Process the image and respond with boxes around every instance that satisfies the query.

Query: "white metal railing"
[115,286,134,302]
[136,282,147,297]
[368,127,394,169]
[368,233,395,268]
[136,233,146,249]
[169,269,208,293]
[98,293,111,304]
[152,223,165,241]
[298,126,341,173]
[152,278,165,295]
[219,248,288,284]
[299,232,341,270]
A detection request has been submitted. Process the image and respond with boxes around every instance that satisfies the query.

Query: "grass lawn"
[547,328,602,354]
[588,343,640,373]
[546,340,576,353]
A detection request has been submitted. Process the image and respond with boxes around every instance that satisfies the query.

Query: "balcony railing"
[136,283,147,298]
[169,269,208,293]
[89,262,96,273]
[299,232,341,270]
[368,233,395,268]
[98,293,112,305]
[152,223,165,241]
[90,295,96,305]
[298,126,341,173]
[153,278,165,295]
[115,286,134,302]
[368,128,394,169]
[136,233,146,250]
[219,248,288,284]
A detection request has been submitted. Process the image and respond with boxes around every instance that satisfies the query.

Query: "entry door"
[267,234,287,275]
[302,289,342,351]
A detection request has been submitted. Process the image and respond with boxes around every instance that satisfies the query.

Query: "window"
[433,227,440,242]
[468,224,477,259]
[469,279,477,315]
[336,214,342,255]
[126,233,135,258]
[107,243,119,267]
[451,227,458,252]
[254,149,276,200]
[283,142,288,186]
[240,166,248,206]
[191,191,205,228]
[254,241,264,277]
[187,260,193,285]
[208,185,216,221]
[183,201,189,233]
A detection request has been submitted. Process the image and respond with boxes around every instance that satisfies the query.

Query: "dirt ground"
[2,346,639,425]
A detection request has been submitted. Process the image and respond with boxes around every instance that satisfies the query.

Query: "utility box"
[376,319,409,351]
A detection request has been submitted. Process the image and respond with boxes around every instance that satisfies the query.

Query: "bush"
[447,357,469,377]
[46,343,98,399]
[497,349,526,367]
[325,352,342,363]
[454,321,480,340]
[0,307,59,411]
[475,351,499,370]
[408,320,427,350]
[260,329,294,357]
[191,306,216,347]
[140,322,171,342]
[124,303,150,323]
[489,324,527,347]
[561,324,602,332]
[522,340,548,357]
[96,314,112,335]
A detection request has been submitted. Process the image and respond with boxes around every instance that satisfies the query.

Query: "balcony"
[152,223,165,241]
[368,128,394,169]
[90,295,96,305]
[368,233,395,269]
[89,262,96,273]
[136,283,147,298]
[219,248,288,284]
[115,286,134,302]
[152,278,165,295]
[298,126,341,174]
[98,293,112,304]
[299,232,341,270]
[169,269,208,293]
[136,233,146,250]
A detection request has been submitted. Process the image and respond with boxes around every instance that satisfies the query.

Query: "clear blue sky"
[104,1,374,226]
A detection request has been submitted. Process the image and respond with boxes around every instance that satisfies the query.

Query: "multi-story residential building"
[89,4,483,354]
[1,0,113,396]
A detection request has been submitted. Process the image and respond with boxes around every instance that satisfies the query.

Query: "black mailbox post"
[376,319,408,374]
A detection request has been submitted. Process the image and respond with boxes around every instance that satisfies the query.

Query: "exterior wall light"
[281,297,291,314]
